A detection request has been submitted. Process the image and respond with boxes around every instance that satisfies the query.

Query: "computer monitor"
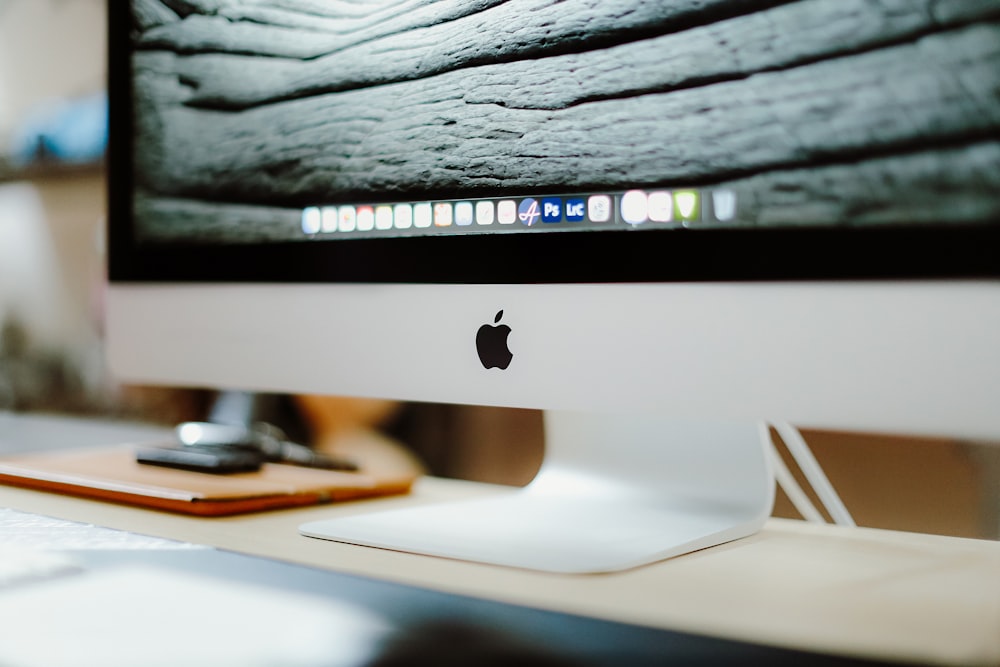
[107,2,1000,572]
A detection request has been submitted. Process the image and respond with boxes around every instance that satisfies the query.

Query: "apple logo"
[476,310,513,370]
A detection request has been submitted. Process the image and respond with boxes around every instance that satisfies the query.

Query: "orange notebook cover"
[0,446,414,516]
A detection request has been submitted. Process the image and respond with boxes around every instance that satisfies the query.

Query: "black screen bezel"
[107,7,1000,285]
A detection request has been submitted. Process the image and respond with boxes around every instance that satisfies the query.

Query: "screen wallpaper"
[129,0,1000,244]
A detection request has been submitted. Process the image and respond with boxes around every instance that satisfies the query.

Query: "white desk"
[1,414,999,665]
[2,475,999,666]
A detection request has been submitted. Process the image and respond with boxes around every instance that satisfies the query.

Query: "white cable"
[768,433,826,523]
[774,422,856,527]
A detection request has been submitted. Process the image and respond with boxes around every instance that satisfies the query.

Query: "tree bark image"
[129,0,1000,242]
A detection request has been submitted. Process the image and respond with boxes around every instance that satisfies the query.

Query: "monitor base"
[300,412,775,573]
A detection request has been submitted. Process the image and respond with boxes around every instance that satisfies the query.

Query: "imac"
[107,2,1000,572]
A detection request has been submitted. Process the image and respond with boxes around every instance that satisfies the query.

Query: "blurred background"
[1,0,997,541]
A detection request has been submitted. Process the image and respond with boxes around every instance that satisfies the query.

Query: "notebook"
[0,445,414,516]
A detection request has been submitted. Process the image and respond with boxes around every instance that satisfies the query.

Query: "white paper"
[0,565,390,667]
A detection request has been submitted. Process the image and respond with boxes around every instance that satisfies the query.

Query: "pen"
[175,422,358,472]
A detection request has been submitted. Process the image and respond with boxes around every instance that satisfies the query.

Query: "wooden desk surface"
[1,476,998,666]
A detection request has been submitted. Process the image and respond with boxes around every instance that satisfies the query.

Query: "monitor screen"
[108,2,1000,437]
[113,0,999,280]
